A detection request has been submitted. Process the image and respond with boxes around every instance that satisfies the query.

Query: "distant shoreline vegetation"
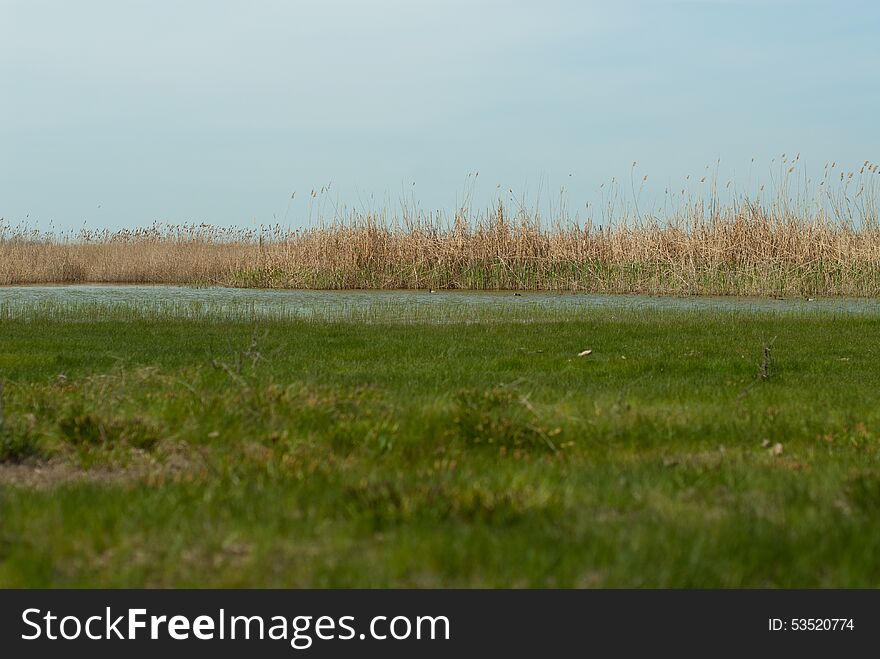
[3,162,879,297]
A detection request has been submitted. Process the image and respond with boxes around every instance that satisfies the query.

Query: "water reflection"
[0,285,877,318]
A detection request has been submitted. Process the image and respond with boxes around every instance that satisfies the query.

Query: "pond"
[1,285,878,320]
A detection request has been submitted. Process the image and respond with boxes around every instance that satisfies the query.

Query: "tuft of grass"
[845,471,880,515]
[451,387,561,452]
[0,427,45,464]
[0,381,46,463]
[58,413,160,451]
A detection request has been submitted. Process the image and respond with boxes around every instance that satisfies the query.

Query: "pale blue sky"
[2,0,878,230]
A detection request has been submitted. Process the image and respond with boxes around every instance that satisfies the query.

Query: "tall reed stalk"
[3,162,879,296]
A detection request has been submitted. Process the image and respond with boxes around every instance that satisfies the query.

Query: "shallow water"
[1,284,878,318]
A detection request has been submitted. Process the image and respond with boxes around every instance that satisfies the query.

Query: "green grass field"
[2,302,880,587]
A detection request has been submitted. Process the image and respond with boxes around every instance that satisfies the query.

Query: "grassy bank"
[1,303,879,586]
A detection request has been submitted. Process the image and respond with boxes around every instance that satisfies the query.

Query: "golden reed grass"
[3,163,879,297]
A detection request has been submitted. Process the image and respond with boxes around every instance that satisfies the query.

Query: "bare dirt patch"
[0,459,134,488]
[0,442,208,489]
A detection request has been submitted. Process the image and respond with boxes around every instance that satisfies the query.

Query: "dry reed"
[3,162,879,297]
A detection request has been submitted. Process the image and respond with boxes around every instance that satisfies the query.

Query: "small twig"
[210,359,248,387]
[737,336,778,400]
[174,377,206,408]
[759,335,778,381]
[517,393,559,452]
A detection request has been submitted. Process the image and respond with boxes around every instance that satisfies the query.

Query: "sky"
[2,0,878,230]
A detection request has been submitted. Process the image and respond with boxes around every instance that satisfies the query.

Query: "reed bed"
[4,162,880,297]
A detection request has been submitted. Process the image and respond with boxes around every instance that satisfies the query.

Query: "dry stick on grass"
[210,359,248,388]
[759,338,775,381]
[516,392,560,452]
[737,336,778,401]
